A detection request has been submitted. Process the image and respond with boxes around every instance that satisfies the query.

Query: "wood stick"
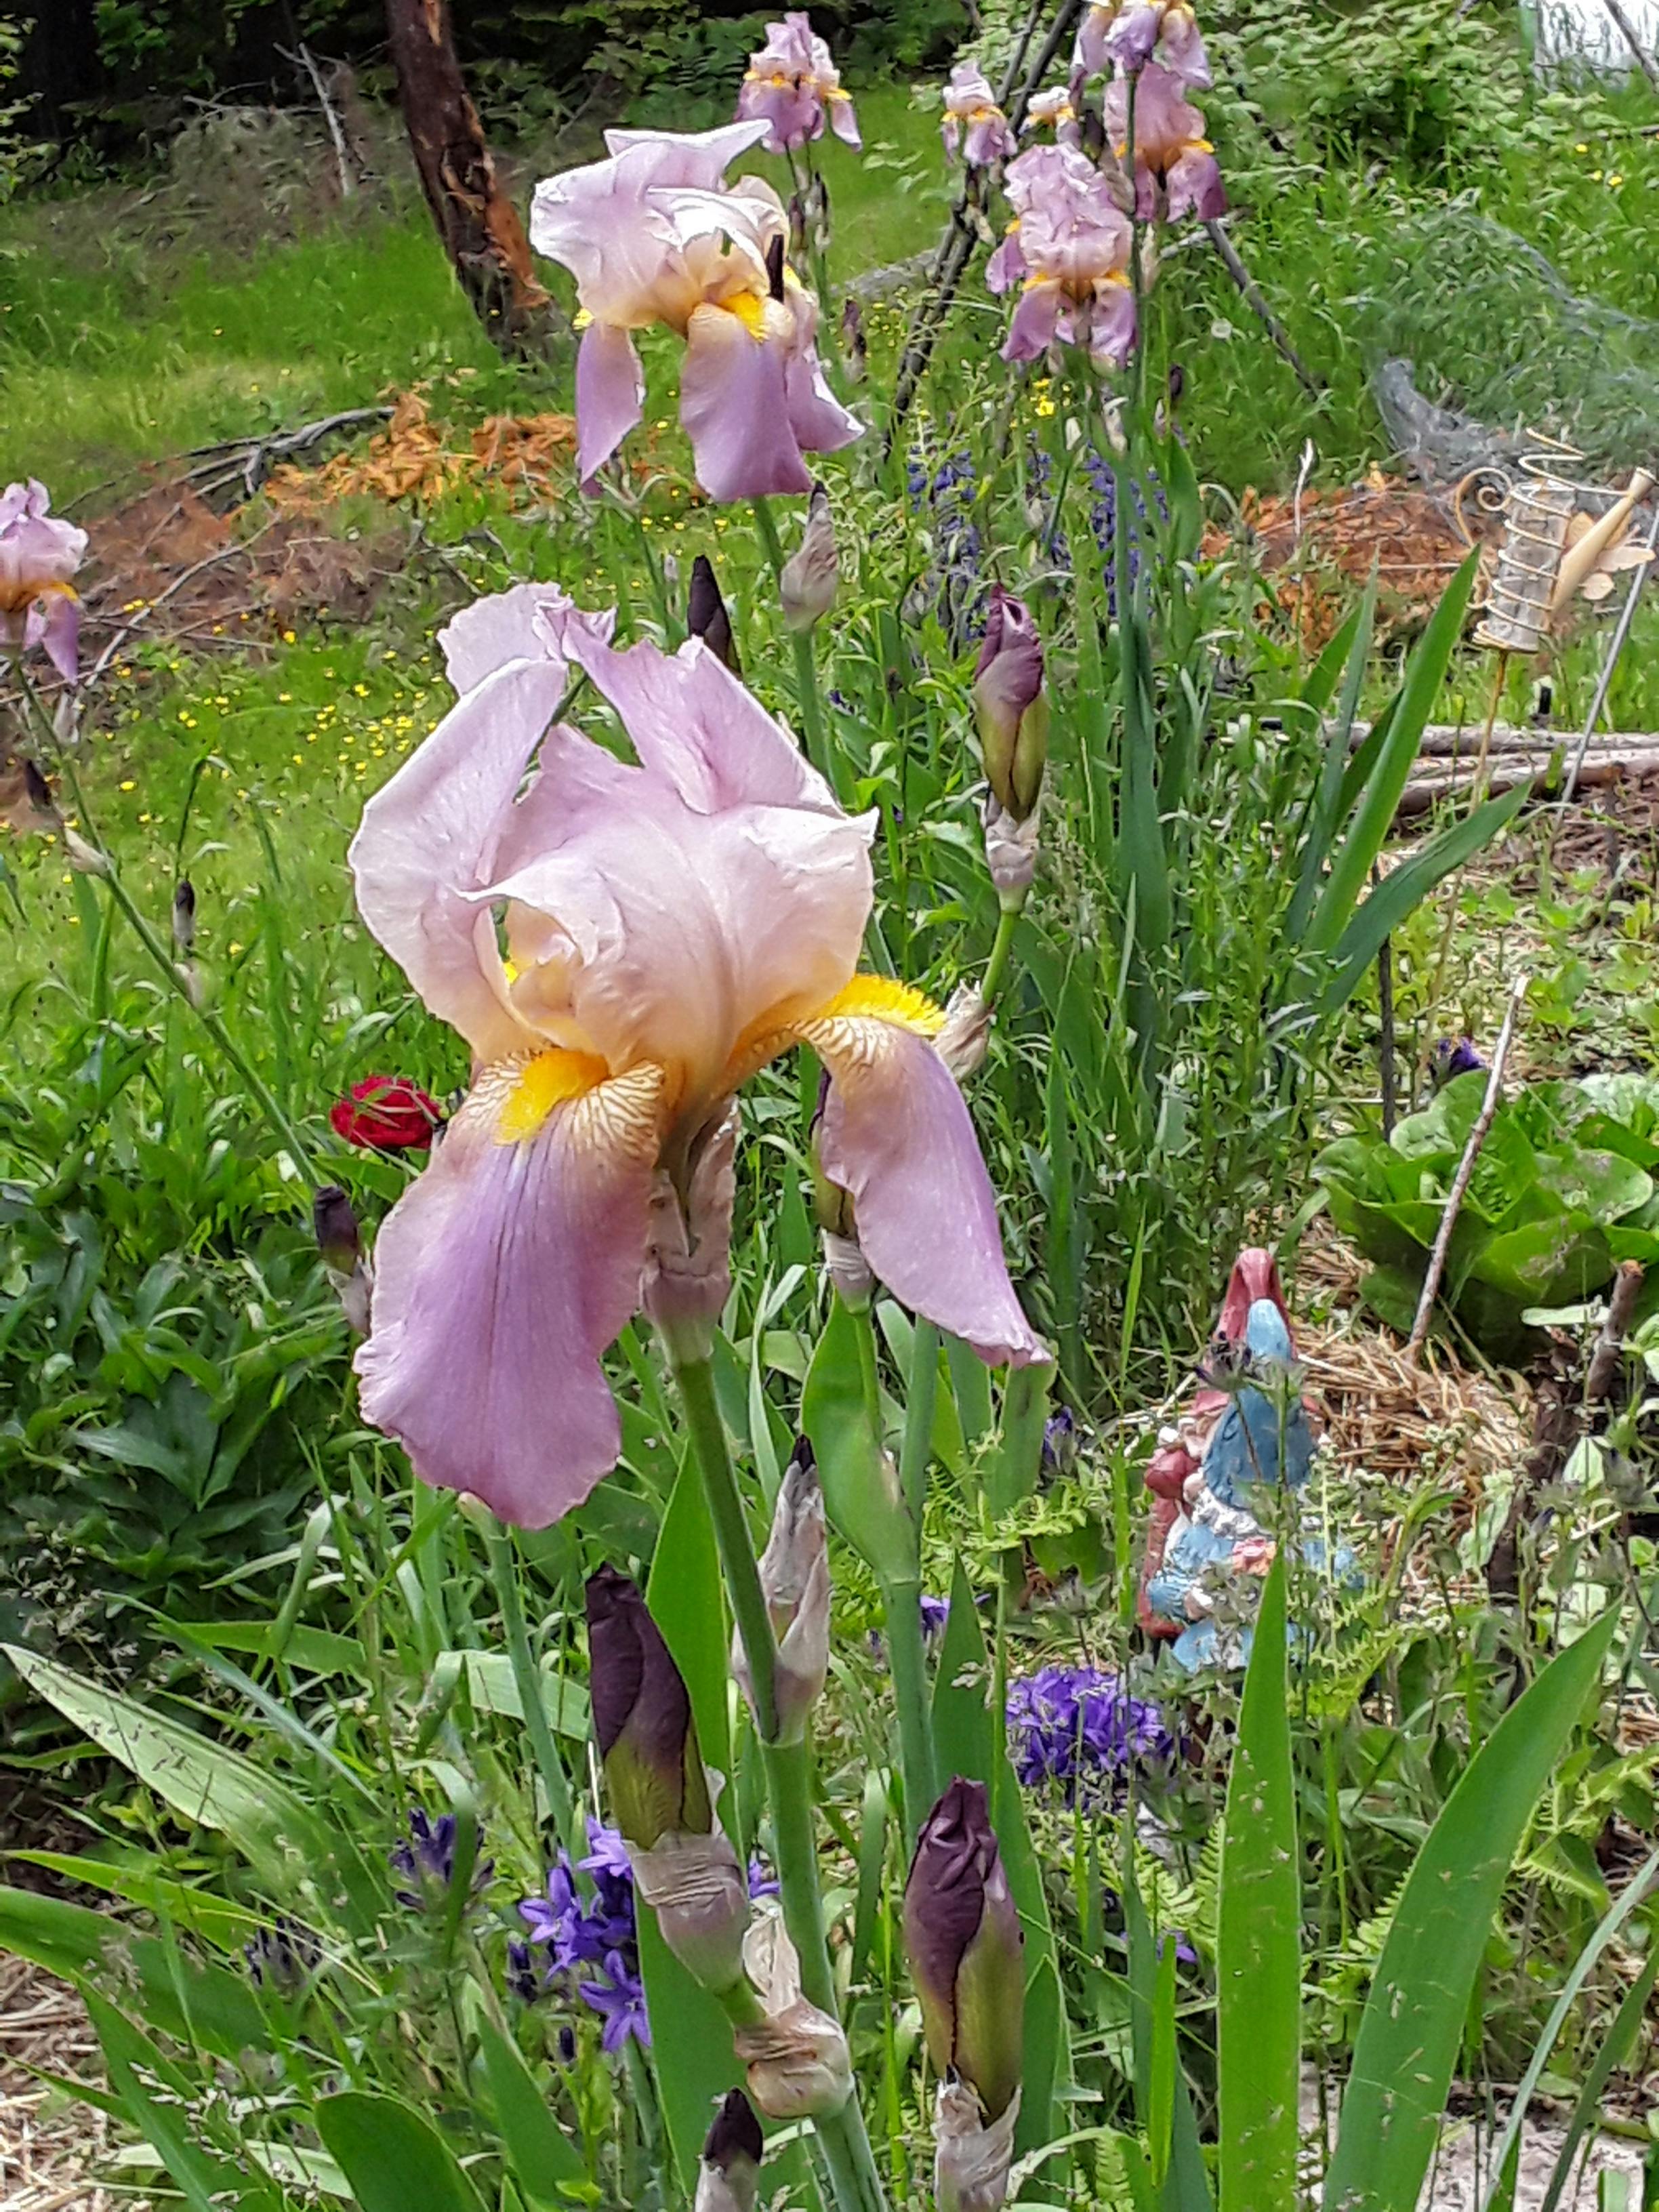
[1406,974,1525,1363]
[1349,721,1659,759]
[1599,0,1659,90]
[1397,743,1659,817]
[1586,1260,1645,1403]
[1202,220,1325,398]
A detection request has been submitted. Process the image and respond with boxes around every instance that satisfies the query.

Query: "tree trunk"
[383,0,561,361]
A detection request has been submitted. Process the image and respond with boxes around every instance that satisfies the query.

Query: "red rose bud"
[587,1565,712,1847]
[329,1075,441,1151]
[689,554,742,677]
[903,1778,1024,2125]
[972,586,1048,824]
[779,482,838,632]
[695,2089,764,2212]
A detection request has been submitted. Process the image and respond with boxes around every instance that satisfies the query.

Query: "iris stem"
[668,1345,889,2212]
[843,1293,936,1848]
[981,894,1027,1009]
[752,494,838,793]
[481,1518,583,1867]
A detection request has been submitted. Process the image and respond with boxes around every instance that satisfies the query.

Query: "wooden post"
[383,0,562,360]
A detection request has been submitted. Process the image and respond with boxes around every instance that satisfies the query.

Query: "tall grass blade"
[1286,567,1378,945]
[314,2089,487,2212]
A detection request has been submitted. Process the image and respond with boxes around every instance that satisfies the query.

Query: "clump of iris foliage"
[1,4,1658,2210]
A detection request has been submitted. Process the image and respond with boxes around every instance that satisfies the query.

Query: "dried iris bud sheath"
[734,1437,830,1744]
[779,482,838,632]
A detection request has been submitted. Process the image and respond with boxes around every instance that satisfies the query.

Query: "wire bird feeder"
[1468,436,1656,657]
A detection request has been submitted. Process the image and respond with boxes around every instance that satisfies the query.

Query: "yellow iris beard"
[496,1048,612,1143]
[812,975,946,1036]
[724,289,772,342]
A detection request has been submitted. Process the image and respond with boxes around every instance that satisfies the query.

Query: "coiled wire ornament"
[1463,438,1582,657]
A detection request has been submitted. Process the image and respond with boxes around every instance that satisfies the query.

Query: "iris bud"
[840,295,868,384]
[779,482,838,632]
[695,2089,764,2212]
[903,1778,1025,2125]
[587,1565,750,1994]
[972,586,1048,825]
[586,1564,712,1847]
[735,1439,830,1744]
[313,1184,371,1336]
[689,554,742,677]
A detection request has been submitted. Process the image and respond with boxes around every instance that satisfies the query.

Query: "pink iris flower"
[989,146,1136,369]
[348,586,1044,1529]
[941,63,1017,169]
[0,481,88,685]
[1073,0,1211,87]
[736,14,862,154]
[529,124,861,502]
[1024,87,1083,146]
[1105,62,1225,221]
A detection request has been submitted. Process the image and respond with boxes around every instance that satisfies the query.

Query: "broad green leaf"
[994,1757,1065,2165]
[87,1994,272,2212]
[802,1295,914,1583]
[314,2091,485,2212]
[932,1556,993,1788]
[987,1360,1054,1517]
[1324,1607,1620,2212]
[1318,782,1530,1011]
[636,1902,748,2197]
[3,1644,319,1875]
[1218,1555,1300,2212]
[441,1652,591,1739]
[165,1619,367,1676]
[648,1449,731,1788]
[1307,553,1477,955]
[475,2014,587,2203]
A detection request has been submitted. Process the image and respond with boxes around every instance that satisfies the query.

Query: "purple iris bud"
[1006,1666,1174,1805]
[1435,1036,1487,1082]
[699,2087,764,2212]
[586,1565,712,1849]
[973,586,1049,825]
[688,553,741,677]
[903,1778,1025,2125]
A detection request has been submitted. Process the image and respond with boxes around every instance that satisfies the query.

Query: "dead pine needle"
[1406,972,1528,1364]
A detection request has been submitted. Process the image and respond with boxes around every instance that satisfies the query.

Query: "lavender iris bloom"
[1073,0,1212,86]
[0,480,87,684]
[1104,62,1225,222]
[529,125,860,499]
[1006,1665,1174,1803]
[736,14,861,153]
[941,62,1017,168]
[989,144,1136,367]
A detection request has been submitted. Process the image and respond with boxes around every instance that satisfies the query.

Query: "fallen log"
[1346,720,1659,759]
[1397,739,1659,817]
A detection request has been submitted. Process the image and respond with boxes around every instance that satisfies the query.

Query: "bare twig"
[1586,1260,1645,1404]
[282,41,356,198]
[1406,974,1526,1362]
[1203,219,1326,398]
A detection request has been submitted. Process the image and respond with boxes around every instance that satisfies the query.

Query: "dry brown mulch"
[0,1954,129,2212]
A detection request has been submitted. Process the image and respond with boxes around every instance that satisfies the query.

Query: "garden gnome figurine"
[1139,1248,1331,1670]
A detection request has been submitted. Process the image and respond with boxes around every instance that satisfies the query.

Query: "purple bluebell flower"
[506,1938,545,2003]
[1042,1406,1078,1475]
[905,447,987,647]
[1433,1035,1486,1084]
[390,1809,493,1910]
[1006,1665,1174,1803]
[747,1856,781,1900]
[579,1948,653,2051]
[918,1593,951,1641]
[244,1915,319,1992]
